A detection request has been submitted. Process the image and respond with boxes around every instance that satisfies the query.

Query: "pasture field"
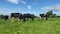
[0,18,60,34]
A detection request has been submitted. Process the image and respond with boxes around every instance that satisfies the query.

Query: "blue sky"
[0,0,60,16]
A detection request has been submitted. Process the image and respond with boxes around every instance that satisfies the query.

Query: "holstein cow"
[11,13,25,21]
[22,14,34,22]
[45,14,49,20]
[40,14,45,20]
[19,14,23,21]
[4,15,9,21]
[11,13,34,22]
[40,14,49,20]
[11,13,20,18]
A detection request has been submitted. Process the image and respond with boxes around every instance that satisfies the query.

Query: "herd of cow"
[4,13,49,22]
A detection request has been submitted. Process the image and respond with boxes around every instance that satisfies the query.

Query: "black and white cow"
[45,14,49,20]
[40,14,45,20]
[11,13,35,22]
[40,14,49,20]
[11,13,20,18]
[22,14,34,22]
[19,14,34,22]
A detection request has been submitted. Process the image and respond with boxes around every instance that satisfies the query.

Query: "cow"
[22,14,34,22]
[40,14,45,20]
[40,14,49,20]
[11,13,35,22]
[45,14,49,20]
[11,13,20,18]
[19,13,35,22]
[4,15,9,21]
[19,14,23,21]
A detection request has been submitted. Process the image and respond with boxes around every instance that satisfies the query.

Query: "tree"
[0,15,4,19]
[46,10,53,17]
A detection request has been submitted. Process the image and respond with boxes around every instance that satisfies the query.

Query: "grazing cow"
[4,15,8,20]
[19,14,23,21]
[11,13,24,22]
[11,13,20,18]
[22,14,34,22]
[40,14,45,20]
[11,13,34,22]
[40,14,49,20]
[45,14,49,20]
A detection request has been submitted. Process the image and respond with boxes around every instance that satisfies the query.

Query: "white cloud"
[6,0,26,4]
[20,0,26,4]
[40,7,51,10]
[6,0,19,4]
[53,5,60,11]
[40,5,60,11]
[27,5,32,10]
[0,9,11,15]
[32,2,37,6]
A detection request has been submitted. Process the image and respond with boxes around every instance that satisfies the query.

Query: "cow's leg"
[5,18,8,21]
[32,18,34,21]
[11,17,15,22]
[4,18,7,21]
[19,18,22,22]
[45,17,48,20]
[23,17,26,22]
[27,18,29,21]
[31,17,34,21]
[40,17,43,20]
[19,18,21,21]
[41,17,44,20]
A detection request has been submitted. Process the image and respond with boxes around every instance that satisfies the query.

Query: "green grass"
[0,18,60,34]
